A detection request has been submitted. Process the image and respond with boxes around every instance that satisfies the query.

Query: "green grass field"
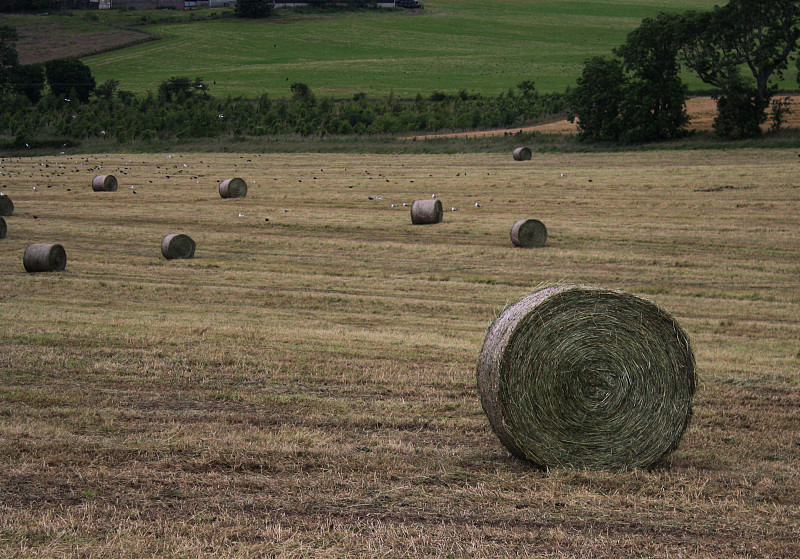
[83,0,719,98]
[0,149,798,557]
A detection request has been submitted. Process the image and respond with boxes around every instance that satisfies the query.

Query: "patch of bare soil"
[10,21,152,65]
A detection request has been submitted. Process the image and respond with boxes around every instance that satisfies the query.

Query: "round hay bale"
[161,233,196,260]
[23,243,67,273]
[0,194,13,216]
[476,285,696,470]
[219,178,248,199]
[410,199,443,225]
[513,147,532,161]
[510,219,547,248]
[0,216,6,239]
[92,175,118,192]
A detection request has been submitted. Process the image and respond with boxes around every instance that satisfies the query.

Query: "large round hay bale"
[410,199,443,225]
[477,285,696,470]
[23,243,67,273]
[0,216,6,239]
[513,147,532,161]
[510,219,547,248]
[0,194,13,216]
[161,233,196,260]
[219,178,248,199]
[92,175,118,192]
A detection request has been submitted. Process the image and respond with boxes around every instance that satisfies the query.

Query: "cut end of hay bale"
[0,216,6,239]
[23,243,67,273]
[476,285,696,470]
[0,194,14,216]
[161,233,196,260]
[410,199,443,225]
[510,219,547,248]
[219,178,248,199]
[513,147,532,161]
[92,175,118,192]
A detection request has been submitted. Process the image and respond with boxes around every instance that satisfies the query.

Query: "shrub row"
[0,81,565,143]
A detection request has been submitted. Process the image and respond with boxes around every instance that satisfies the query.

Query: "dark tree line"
[568,0,800,141]
[1,74,566,143]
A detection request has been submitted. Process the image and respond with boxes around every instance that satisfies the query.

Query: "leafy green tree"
[614,13,689,142]
[234,0,273,18]
[290,82,315,105]
[712,74,767,139]
[676,1,800,137]
[158,76,209,102]
[10,63,45,103]
[95,79,120,101]
[45,58,95,103]
[0,25,19,92]
[567,56,627,141]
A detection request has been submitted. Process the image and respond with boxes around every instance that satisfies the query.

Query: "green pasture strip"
[85,0,719,98]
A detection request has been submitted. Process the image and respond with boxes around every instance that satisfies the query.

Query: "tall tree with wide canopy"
[675,0,800,137]
[614,12,689,142]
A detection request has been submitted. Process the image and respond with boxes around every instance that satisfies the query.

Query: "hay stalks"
[219,178,248,199]
[161,233,196,260]
[23,243,67,272]
[92,175,118,192]
[510,219,547,248]
[410,199,443,224]
[477,285,696,470]
[513,147,532,161]
[0,194,14,216]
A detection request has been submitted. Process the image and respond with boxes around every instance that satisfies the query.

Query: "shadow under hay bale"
[92,175,118,192]
[410,199,443,224]
[0,216,6,239]
[510,219,547,247]
[477,285,696,470]
[161,233,196,260]
[513,147,532,161]
[219,178,248,199]
[23,243,67,273]
[0,194,13,216]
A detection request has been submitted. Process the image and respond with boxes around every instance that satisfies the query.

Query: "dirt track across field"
[404,95,800,140]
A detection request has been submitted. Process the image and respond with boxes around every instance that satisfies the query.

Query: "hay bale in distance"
[219,178,248,199]
[0,194,13,216]
[161,233,196,260]
[92,175,118,192]
[510,219,547,248]
[410,199,443,224]
[476,285,696,470]
[0,216,6,239]
[23,243,67,273]
[513,147,532,161]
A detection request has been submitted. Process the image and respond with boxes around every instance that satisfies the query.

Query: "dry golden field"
[0,149,798,558]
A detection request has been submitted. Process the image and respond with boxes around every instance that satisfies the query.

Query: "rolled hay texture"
[219,178,248,199]
[161,233,196,260]
[511,219,547,248]
[23,243,67,273]
[476,285,696,470]
[92,175,118,192]
[410,199,443,225]
[0,194,13,216]
[513,147,532,161]
[0,216,6,239]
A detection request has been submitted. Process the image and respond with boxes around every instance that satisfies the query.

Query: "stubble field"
[0,149,798,557]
